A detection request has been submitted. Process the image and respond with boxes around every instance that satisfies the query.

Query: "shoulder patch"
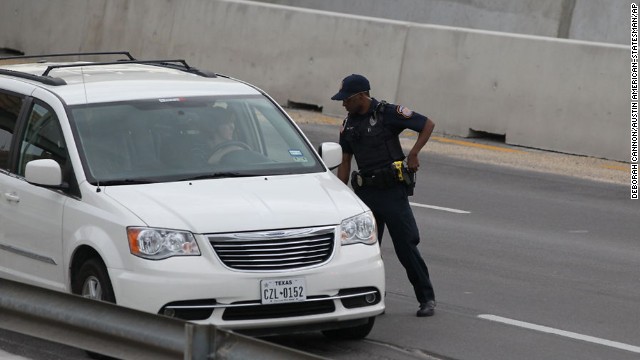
[397,105,413,118]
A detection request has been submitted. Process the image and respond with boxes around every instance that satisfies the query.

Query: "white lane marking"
[410,202,471,214]
[479,314,640,354]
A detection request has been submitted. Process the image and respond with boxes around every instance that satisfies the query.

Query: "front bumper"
[109,236,385,332]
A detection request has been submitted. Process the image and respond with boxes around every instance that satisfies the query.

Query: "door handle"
[3,192,20,203]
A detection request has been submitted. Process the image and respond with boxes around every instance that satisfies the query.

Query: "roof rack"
[41,59,217,78]
[0,69,67,86]
[0,54,217,86]
[0,51,135,61]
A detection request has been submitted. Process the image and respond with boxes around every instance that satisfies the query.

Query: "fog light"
[364,293,377,304]
[163,308,176,317]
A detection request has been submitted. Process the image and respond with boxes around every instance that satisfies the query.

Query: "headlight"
[340,211,377,245]
[127,227,200,260]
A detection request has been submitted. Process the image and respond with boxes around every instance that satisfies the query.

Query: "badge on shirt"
[397,106,413,118]
[369,116,377,126]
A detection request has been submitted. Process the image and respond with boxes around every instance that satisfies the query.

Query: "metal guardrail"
[0,278,326,360]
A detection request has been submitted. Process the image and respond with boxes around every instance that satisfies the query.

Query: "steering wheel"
[208,141,252,164]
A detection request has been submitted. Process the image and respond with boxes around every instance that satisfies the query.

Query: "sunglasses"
[344,92,364,102]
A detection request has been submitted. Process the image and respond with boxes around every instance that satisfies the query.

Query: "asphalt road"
[1,121,638,360]
[267,123,639,360]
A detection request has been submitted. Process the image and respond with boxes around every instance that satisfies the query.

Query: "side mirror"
[25,159,64,187]
[318,142,342,170]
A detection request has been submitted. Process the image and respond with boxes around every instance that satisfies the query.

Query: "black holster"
[402,167,416,196]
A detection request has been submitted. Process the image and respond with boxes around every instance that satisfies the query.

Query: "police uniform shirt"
[339,98,427,172]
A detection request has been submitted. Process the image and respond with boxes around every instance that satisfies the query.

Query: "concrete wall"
[257,0,632,45]
[398,25,628,161]
[0,0,629,161]
[570,1,632,44]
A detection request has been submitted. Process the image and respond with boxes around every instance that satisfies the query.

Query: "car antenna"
[80,66,89,105]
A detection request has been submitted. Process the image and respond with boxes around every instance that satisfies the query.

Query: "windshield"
[70,95,324,184]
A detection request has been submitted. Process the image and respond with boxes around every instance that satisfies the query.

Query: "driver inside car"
[205,107,249,164]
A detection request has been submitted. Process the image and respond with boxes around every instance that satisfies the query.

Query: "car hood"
[102,173,366,233]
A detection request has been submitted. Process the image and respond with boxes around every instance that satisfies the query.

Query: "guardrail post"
[185,323,216,359]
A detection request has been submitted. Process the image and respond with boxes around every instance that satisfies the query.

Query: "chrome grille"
[208,227,335,271]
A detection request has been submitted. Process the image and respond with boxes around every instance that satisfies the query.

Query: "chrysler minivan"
[0,52,384,339]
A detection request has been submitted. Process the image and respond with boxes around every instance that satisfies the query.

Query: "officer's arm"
[337,152,353,185]
[406,118,435,172]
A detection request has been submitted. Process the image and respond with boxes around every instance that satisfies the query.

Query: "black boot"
[417,300,436,317]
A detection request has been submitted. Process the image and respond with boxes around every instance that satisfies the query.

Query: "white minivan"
[0,52,384,339]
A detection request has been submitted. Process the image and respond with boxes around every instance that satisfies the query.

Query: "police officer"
[331,74,437,317]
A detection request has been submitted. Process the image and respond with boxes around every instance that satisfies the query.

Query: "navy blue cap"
[331,74,370,100]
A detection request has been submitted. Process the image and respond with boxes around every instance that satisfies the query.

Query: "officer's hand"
[407,153,420,172]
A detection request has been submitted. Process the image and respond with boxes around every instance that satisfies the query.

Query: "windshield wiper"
[96,179,157,186]
[179,172,261,181]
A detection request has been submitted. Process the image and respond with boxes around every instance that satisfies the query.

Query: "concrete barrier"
[398,25,628,161]
[0,0,629,161]
[255,0,632,45]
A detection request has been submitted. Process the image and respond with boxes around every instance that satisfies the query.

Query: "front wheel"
[72,258,117,359]
[72,258,116,303]
[322,317,375,340]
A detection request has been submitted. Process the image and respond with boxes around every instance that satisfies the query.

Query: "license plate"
[260,278,306,304]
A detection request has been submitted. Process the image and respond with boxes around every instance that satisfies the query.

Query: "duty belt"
[351,161,415,191]
[352,171,393,188]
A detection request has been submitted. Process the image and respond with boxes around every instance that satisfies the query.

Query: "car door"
[0,89,27,280]
[0,97,68,291]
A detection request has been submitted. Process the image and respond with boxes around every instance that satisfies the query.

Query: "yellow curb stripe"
[432,136,526,153]
[601,164,629,172]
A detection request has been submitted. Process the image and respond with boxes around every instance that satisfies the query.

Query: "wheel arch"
[69,245,104,291]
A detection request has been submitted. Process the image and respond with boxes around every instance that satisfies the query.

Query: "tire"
[71,258,117,360]
[72,258,116,303]
[322,317,375,340]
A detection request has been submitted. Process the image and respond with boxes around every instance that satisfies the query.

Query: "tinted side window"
[0,92,24,170]
[17,102,68,176]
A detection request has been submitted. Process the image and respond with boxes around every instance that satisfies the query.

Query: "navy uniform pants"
[355,183,435,304]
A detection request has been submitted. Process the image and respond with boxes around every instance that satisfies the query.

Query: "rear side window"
[0,92,24,170]
[17,102,67,176]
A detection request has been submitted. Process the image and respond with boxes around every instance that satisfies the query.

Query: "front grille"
[208,227,335,271]
[222,297,335,321]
